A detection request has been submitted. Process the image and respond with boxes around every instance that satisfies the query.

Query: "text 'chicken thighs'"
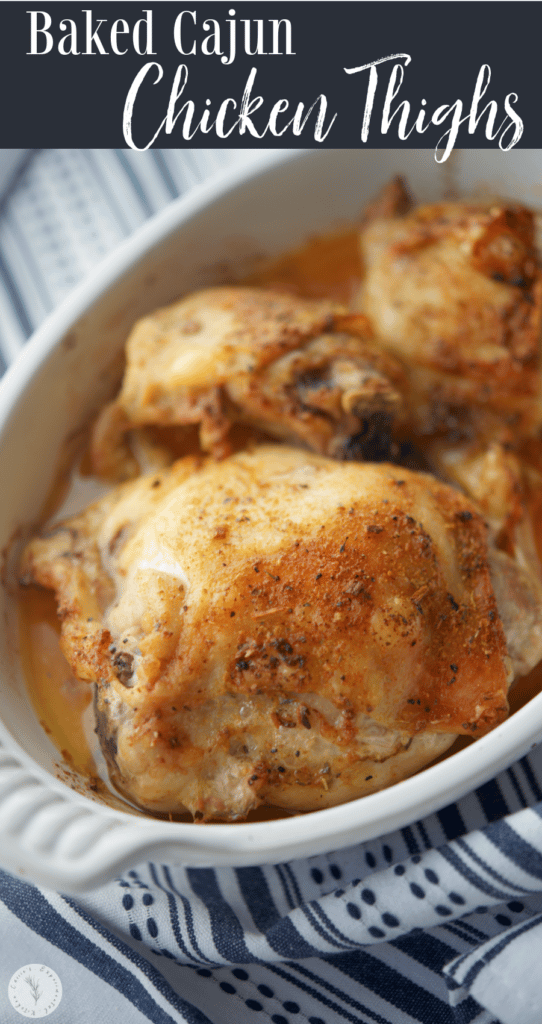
[22,446,535,821]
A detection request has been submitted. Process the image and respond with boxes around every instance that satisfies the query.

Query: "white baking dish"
[1,148,542,893]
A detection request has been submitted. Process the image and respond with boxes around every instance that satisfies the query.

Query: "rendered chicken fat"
[22,447,521,820]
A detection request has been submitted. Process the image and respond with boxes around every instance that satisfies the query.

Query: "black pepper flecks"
[112,651,134,687]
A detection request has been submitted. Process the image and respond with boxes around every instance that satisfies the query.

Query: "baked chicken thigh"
[22,446,542,820]
[90,287,406,479]
[354,184,542,623]
[355,191,542,441]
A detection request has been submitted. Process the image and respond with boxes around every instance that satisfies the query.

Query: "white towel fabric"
[1,149,542,1024]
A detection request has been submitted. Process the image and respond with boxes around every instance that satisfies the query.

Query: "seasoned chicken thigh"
[424,435,542,675]
[355,193,542,440]
[91,287,406,479]
[22,446,540,821]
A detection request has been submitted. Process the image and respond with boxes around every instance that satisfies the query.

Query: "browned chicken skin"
[356,181,542,651]
[90,287,407,479]
[22,446,542,820]
[355,187,542,441]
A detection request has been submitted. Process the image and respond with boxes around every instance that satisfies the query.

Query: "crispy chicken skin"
[90,287,406,479]
[356,192,542,439]
[22,445,535,821]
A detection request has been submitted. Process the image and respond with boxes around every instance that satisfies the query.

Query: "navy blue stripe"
[235,867,281,931]
[310,899,367,947]
[151,151,179,200]
[401,826,420,855]
[445,918,489,942]
[307,901,356,946]
[274,863,296,910]
[439,845,513,901]
[446,947,473,980]
[416,819,432,850]
[81,150,132,236]
[506,766,528,808]
[324,950,458,1024]
[316,963,487,1024]
[476,779,509,823]
[437,802,466,842]
[391,930,460,971]
[124,868,148,888]
[160,866,218,965]
[147,866,202,963]
[147,864,216,966]
[236,866,334,959]
[0,870,209,1024]
[283,862,303,905]
[301,901,355,950]
[485,819,542,880]
[462,913,542,991]
[520,755,542,801]
[445,915,497,979]
[0,250,33,336]
[288,960,397,1024]
[63,895,214,1023]
[5,208,53,313]
[456,836,528,893]
[442,922,479,947]
[114,149,154,218]
[270,962,392,1024]
[0,149,34,216]
[531,804,542,825]
[267,915,322,960]
[454,918,489,940]
[176,148,205,185]
[186,868,257,963]
[451,995,491,1024]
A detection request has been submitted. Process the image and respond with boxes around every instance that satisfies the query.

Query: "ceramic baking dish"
[2,148,542,892]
